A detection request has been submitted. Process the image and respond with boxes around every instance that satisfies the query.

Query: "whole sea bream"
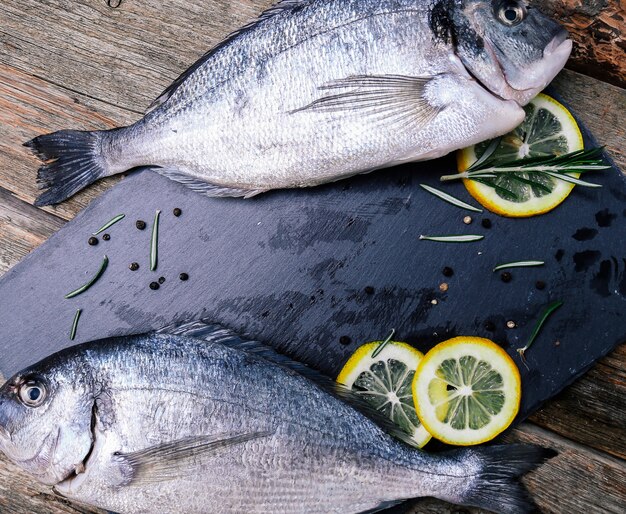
[26,0,572,205]
[0,324,552,513]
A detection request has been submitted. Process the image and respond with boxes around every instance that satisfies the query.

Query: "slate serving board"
[0,101,624,424]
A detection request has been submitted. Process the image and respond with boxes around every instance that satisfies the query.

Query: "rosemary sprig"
[70,309,82,340]
[441,148,610,185]
[419,184,482,213]
[65,255,109,299]
[150,210,161,271]
[92,214,125,235]
[493,260,544,272]
[371,329,396,358]
[419,234,484,243]
[516,300,563,368]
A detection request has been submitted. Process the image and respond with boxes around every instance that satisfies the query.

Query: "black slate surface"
[0,110,624,425]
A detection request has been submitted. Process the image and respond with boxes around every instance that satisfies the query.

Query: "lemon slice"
[457,93,584,217]
[412,336,521,445]
[337,341,431,447]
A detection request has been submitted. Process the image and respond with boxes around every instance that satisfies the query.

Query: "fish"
[0,322,554,514]
[25,0,572,206]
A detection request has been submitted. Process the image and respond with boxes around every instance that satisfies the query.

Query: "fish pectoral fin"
[152,167,267,198]
[115,431,273,485]
[292,74,442,130]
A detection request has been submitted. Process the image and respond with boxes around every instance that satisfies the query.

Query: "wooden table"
[0,1,624,513]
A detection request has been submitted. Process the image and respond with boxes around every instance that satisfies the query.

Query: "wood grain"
[0,1,624,513]
[533,0,626,89]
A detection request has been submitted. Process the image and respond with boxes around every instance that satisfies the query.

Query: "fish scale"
[0,328,554,513]
[26,0,571,206]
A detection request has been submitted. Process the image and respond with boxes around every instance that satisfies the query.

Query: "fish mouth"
[478,32,572,105]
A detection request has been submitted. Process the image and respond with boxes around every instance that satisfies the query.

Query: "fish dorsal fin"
[157,320,421,449]
[115,431,273,485]
[145,0,309,114]
[150,167,266,198]
[291,74,442,132]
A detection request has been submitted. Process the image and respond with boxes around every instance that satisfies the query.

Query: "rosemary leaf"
[65,255,109,299]
[70,309,82,340]
[542,171,602,188]
[419,234,484,243]
[493,260,545,272]
[516,300,563,367]
[419,184,482,213]
[371,329,396,358]
[93,214,125,235]
[467,137,502,171]
[150,210,161,271]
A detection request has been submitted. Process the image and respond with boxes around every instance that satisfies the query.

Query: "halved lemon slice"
[337,341,431,447]
[412,336,521,446]
[457,93,584,217]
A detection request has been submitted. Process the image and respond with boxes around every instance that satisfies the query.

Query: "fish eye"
[496,1,527,26]
[18,379,47,408]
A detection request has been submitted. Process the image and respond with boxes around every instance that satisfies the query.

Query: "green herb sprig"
[516,300,563,368]
[419,184,482,213]
[92,214,125,235]
[419,234,484,243]
[70,309,82,340]
[150,210,161,271]
[65,255,109,299]
[440,148,610,188]
[371,329,396,358]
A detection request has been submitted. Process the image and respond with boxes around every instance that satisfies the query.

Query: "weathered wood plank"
[0,0,273,113]
[0,186,65,273]
[530,344,626,460]
[0,63,126,220]
[532,0,625,89]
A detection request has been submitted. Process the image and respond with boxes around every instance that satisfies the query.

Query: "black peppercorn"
[500,271,512,283]
[179,273,189,281]
[364,286,375,295]
[484,321,496,332]
[442,266,454,277]
[339,335,351,345]
[102,233,111,241]
[535,280,546,290]
[136,220,146,230]
[88,237,98,246]
[158,276,166,284]
[149,282,160,290]
[173,208,182,217]
[129,262,139,271]
[481,218,492,229]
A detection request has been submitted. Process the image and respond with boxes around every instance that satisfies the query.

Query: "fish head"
[0,357,95,486]
[437,0,571,105]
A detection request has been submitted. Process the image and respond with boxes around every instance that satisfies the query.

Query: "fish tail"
[24,129,114,206]
[443,444,556,514]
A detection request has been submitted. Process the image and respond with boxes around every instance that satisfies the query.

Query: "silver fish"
[26,0,571,206]
[0,323,552,513]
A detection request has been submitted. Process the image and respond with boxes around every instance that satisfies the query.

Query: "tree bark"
[533,0,626,88]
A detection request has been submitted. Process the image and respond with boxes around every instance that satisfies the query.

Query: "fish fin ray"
[292,74,442,130]
[145,0,309,114]
[359,500,408,513]
[152,167,266,198]
[157,320,421,449]
[443,444,556,513]
[24,130,109,206]
[116,431,273,485]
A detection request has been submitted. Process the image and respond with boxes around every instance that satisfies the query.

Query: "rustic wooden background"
[0,1,624,513]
